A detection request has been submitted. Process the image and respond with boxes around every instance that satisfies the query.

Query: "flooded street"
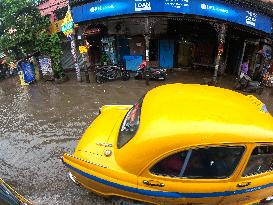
[0,71,272,205]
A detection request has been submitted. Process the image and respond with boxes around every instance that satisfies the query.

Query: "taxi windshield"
[117,98,143,148]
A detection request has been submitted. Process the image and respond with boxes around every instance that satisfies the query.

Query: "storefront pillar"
[115,35,120,64]
[145,34,150,64]
[212,23,227,82]
[67,0,81,82]
[70,37,81,82]
[144,18,152,66]
[237,41,247,76]
[143,17,160,66]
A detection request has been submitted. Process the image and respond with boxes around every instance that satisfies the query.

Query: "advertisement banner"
[79,46,88,53]
[61,10,74,36]
[21,62,35,84]
[38,57,53,76]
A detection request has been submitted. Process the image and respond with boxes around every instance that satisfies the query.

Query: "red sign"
[84,28,101,36]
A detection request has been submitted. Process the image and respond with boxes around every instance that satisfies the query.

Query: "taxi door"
[137,173,231,205]
[221,144,273,205]
[137,145,245,205]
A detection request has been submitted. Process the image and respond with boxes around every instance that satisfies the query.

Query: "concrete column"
[145,34,150,64]
[238,41,247,76]
[70,35,81,82]
[213,24,227,82]
[143,17,153,85]
[220,36,230,75]
[67,0,81,82]
[144,17,152,66]
[115,34,120,64]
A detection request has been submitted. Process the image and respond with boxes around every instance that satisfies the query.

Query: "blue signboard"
[21,62,35,84]
[123,55,143,71]
[72,0,272,33]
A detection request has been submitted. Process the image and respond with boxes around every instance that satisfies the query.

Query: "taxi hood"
[73,105,131,159]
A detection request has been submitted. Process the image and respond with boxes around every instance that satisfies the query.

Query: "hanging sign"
[84,28,101,36]
[79,46,88,53]
[21,62,35,83]
[38,57,53,76]
[61,10,74,36]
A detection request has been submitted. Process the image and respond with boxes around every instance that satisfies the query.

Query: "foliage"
[0,0,63,77]
[49,34,63,77]
[0,0,49,60]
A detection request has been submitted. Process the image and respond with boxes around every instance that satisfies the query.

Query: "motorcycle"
[263,72,273,87]
[234,73,264,95]
[252,63,269,82]
[95,64,130,84]
[0,65,8,80]
[135,62,167,81]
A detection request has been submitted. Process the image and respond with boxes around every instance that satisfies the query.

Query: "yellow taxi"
[62,84,273,205]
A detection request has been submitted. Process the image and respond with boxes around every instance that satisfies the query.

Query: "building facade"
[38,0,80,71]
[38,0,68,33]
[70,0,273,77]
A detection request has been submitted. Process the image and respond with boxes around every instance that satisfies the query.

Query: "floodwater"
[0,70,272,205]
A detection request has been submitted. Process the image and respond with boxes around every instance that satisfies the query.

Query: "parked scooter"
[135,61,167,81]
[95,64,130,84]
[234,73,264,95]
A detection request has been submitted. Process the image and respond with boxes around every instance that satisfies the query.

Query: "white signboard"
[38,57,53,76]
[135,0,152,11]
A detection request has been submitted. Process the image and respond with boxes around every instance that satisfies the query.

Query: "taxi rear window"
[151,146,245,179]
[243,145,273,177]
[117,98,143,149]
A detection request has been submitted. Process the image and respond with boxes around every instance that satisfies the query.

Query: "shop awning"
[71,0,273,34]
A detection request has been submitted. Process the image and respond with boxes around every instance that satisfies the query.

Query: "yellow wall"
[50,19,64,33]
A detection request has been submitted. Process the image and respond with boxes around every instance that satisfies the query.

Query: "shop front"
[71,0,273,78]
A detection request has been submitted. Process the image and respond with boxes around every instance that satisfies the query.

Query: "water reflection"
[0,73,272,205]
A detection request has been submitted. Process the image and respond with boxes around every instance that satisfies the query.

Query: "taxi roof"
[116,84,273,174]
[138,84,273,137]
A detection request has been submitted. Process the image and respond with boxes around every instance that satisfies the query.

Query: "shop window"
[129,37,145,57]
[151,146,245,179]
[149,39,159,61]
[193,42,215,65]
[243,145,273,177]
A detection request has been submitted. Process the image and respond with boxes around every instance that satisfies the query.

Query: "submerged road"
[0,70,272,205]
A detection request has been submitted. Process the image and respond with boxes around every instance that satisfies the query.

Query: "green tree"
[0,0,63,77]
[35,31,64,78]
